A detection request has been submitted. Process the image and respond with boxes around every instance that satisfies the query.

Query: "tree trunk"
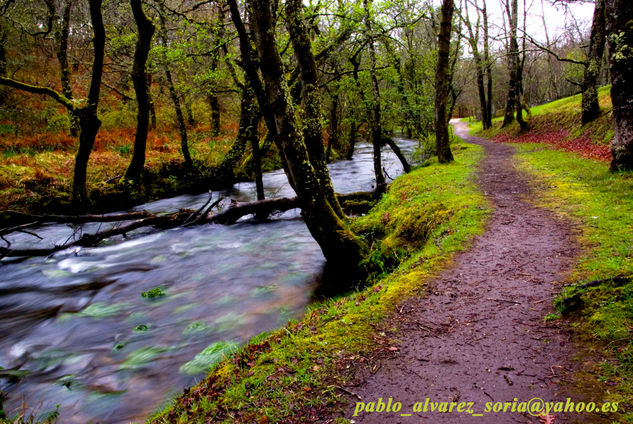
[605,0,633,171]
[581,0,605,125]
[147,73,156,129]
[502,0,519,128]
[158,5,192,168]
[71,0,105,208]
[125,0,155,183]
[72,111,101,206]
[327,93,339,163]
[0,28,6,103]
[209,92,221,136]
[214,85,255,185]
[434,0,454,163]
[285,0,345,218]
[362,0,386,192]
[483,0,493,129]
[247,0,368,282]
[55,0,79,137]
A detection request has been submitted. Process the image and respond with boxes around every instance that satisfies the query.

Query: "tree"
[125,0,155,183]
[434,0,454,163]
[605,0,633,171]
[581,0,605,124]
[0,0,105,207]
[285,0,345,218]
[242,0,368,281]
[460,0,491,129]
[501,0,528,131]
[156,0,192,168]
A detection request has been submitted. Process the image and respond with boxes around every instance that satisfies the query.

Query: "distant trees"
[0,0,105,207]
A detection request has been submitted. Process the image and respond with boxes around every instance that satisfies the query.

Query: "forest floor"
[343,121,616,423]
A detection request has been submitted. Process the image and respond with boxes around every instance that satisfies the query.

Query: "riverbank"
[149,137,489,423]
[0,123,285,223]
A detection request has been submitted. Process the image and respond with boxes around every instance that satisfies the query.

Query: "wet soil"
[343,122,611,423]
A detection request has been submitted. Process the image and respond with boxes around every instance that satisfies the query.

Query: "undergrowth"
[148,141,489,423]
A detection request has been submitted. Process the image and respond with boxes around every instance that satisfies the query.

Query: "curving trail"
[344,122,609,423]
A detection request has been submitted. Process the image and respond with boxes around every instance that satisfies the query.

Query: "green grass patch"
[512,143,633,422]
[148,141,489,424]
[467,85,613,146]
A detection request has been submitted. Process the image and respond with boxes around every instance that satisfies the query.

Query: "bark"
[434,0,454,163]
[483,0,493,129]
[461,2,490,129]
[125,0,155,183]
[246,0,368,282]
[605,0,633,171]
[0,27,6,102]
[214,85,255,185]
[147,73,156,129]
[55,0,79,137]
[363,0,386,192]
[327,93,339,163]
[209,92,221,135]
[285,0,344,218]
[502,0,519,128]
[581,0,605,125]
[383,137,411,173]
[72,0,105,207]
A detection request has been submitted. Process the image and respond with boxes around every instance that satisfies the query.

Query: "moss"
[148,139,490,424]
[511,142,633,422]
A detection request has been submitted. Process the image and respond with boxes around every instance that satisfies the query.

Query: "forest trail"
[345,122,604,423]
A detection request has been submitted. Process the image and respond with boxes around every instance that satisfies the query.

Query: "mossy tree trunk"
[362,0,386,192]
[246,0,368,281]
[285,0,345,218]
[125,0,155,183]
[581,0,606,125]
[434,0,454,163]
[605,0,633,171]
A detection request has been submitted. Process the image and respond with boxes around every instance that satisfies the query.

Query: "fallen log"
[0,191,379,258]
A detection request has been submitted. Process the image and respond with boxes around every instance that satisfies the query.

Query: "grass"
[468,86,613,156]
[148,140,490,423]
[511,144,633,422]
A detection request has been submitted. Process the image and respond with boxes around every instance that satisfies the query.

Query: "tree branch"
[0,77,77,112]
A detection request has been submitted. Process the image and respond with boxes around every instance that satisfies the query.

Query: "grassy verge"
[510,143,633,422]
[148,141,490,423]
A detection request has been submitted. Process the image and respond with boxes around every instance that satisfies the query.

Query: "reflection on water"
[0,140,417,423]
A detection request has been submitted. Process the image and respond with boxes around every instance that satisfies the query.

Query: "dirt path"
[343,122,604,423]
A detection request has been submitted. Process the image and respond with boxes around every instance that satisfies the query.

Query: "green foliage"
[141,287,166,299]
[179,341,240,376]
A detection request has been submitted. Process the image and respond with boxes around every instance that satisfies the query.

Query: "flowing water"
[0,140,417,423]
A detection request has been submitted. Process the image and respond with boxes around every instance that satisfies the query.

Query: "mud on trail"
[343,122,610,423]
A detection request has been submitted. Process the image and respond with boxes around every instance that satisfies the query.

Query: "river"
[0,139,417,423]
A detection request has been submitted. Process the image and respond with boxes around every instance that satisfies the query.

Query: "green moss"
[512,143,633,421]
[148,140,490,424]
